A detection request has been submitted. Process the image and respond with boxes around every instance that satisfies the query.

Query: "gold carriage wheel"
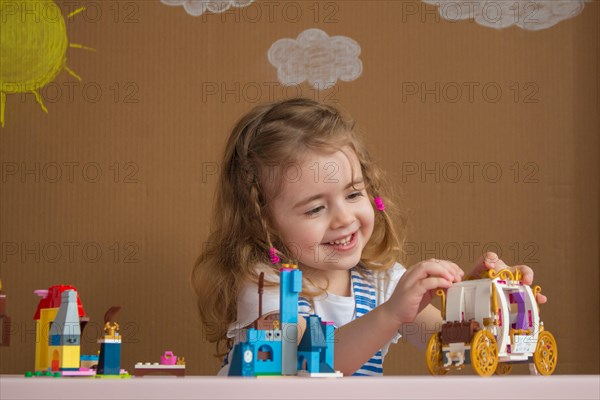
[471,330,498,377]
[425,333,448,375]
[494,362,513,375]
[534,331,558,375]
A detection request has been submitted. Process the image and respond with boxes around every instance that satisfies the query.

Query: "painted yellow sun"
[0,0,94,127]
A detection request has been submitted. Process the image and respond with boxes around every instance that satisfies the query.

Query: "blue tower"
[279,265,301,375]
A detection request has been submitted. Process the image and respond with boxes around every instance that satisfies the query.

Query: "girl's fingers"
[419,276,453,292]
[483,252,500,268]
[468,252,500,279]
[451,262,465,281]
[514,264,534,284]
[536,293,547,304]
[438,260,464,282]
[406,259,462,284]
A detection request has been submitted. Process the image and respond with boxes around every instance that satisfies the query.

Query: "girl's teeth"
[328,234,352,245]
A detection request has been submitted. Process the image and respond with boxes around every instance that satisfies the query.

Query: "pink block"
[160,351,178,365]
[61,370,96,377]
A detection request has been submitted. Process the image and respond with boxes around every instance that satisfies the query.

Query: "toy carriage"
[426,268,558,377]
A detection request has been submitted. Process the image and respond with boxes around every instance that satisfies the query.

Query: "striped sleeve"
[298,296,313,317]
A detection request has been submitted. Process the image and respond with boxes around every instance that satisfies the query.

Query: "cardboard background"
[0,0,598,375]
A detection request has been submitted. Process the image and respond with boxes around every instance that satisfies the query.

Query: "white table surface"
[1,375,598,400]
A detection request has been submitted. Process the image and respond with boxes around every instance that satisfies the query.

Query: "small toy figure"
[426,268,558,377]
[97,306,123,375]
[103,321,120,339]
[160,351,178,365]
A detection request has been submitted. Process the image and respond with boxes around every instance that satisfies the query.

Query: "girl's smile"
[320,230,359,252]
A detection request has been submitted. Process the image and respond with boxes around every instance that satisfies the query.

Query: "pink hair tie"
[374,197,385,211]
[269,247,280,264]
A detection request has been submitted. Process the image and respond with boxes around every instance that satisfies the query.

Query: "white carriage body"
[444,277,540,362]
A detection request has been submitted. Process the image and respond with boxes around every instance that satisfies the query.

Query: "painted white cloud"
[421,0,586,30]
[161,0,254,16]
[268,28,363,90]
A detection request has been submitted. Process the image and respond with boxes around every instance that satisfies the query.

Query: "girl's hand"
[466,251,548,304]
[383,259,463,326]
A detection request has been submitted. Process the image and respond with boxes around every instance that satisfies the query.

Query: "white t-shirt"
[218,262,406,376]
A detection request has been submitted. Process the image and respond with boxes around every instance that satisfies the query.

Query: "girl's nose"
[331,204,355,229]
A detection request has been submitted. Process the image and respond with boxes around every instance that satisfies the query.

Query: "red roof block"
[33,285,86,320]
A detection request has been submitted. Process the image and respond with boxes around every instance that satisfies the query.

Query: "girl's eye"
[305,192,363,216]
[305,206,324,216]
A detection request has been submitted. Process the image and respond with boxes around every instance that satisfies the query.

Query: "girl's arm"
[333,300,404,375]
[333,304,443,374]
[401,304,443,352]
[333,259,462,376]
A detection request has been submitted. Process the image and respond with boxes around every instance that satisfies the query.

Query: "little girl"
[193,98,546,376]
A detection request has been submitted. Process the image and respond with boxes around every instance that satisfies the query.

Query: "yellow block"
[35,308,58,371]
[48,345,80,370]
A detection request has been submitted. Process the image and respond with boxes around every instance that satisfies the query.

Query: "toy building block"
[298,315,327,373]
[97,334,121,375]
[160,351,178,365]
[80,354,99,370]
[228,269,292,377]
[32,285,88,372]
[97,306,122,375]
[60,369,96,377]
[133,363,186,377]
[24,370,62,378]
[228,343,256,376]
[134,351,186,377]
[228,265,342,378]
[297,316,342,378]
[321,322,336,369]
[426,268,558,377]
[35,306,58,372]
[48,290,81,371]
[279,265,301,375]
[0,278,11,346]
